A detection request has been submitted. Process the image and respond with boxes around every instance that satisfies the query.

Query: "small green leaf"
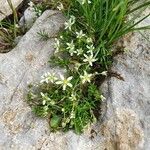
[50,115,61,129]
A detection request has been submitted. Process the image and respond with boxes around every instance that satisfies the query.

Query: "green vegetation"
[37,29,50,41]
[0,0,22,52]
[24,0,150,133]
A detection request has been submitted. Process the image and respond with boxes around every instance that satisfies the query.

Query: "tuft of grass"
[37,29,50,41]
[0,21,21,52]
[7,0,19,38]
[27,0,150,134]
[64,0,150,68]
[0,0,21,52]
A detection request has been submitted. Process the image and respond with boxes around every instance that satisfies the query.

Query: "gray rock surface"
[19,7,37,30]
[0,0,23,21]
[0,9,150,150]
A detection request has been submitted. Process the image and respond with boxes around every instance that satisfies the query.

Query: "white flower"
[79,0,91,5]
[50,100,56,105]
[62,122,66,127]
[40,92,51,105]
[66,41,74,50]
[69,49,77,56]
[100,71,107,76]
[100,95,106,101]
[40,72,58,83]
[70,110,75,119]
[66,40,76,56]
[64,15,75,31]
[41,92,54,105]
[56,74,73,90]
[74,62,81,71]
[76,30,85,39]
[69,93,77,101]
[80,71,92,84]
[14,24,19,28]
[86,45,95,53]
[57,2,64,10]
[86,37,93,43]
[60,35,63,39]
[66,118,70,123]
[83,53,97,66]
[70,15,76,24]
[77,48,83,55]
[54,38,60,53]
[61,108,65,112]
[28,1,34,7]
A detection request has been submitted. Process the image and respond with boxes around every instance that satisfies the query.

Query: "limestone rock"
[100,108,144,150]
[19,7,37,30]
[0,0,23,21]
[101,29,150,149]
[0,10,67,149]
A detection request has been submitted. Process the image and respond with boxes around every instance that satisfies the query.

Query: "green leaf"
[50,115,61,129]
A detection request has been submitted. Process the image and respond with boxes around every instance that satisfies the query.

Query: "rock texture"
[0,10,68,149]
[100,29,150,149]
[19,7,37,30]
[0,9,150,150]
[0,0,23,21]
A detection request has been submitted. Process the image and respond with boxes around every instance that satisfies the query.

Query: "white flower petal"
[63,85,67,90]
[56,81,63,85]
[67,83,73,87]
[59,74,64,80]
[67,76,73,81]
